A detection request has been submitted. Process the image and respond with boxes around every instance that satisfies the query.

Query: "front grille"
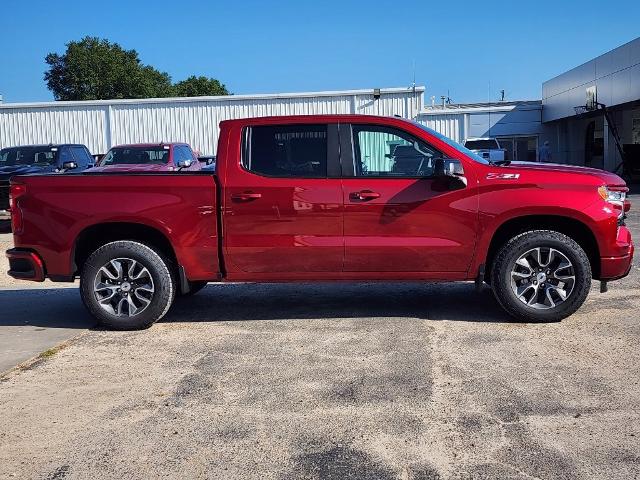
[0,182,9,210]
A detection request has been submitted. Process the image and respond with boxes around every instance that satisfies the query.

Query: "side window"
[70,146,92,168]
[58,147,73,165]
[242,124,327,178]
[172,146,183,164]
[351,125,441,177]
[182,146,196,162]
[174,146,190,164]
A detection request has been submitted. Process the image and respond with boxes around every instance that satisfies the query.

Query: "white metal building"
[416,101,546,161]
[0,87,424,155]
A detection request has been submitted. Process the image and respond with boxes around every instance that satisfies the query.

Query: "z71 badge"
[486,173,521,180]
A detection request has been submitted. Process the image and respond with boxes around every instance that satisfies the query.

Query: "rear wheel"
[80,241,175,330]
[491,230,592,322]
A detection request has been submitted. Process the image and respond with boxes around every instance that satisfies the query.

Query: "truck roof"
[219,114,415,127]
[110,143,189,149]
[0,143,86,150]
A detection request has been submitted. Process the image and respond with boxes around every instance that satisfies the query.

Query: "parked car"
[0,144,94,221]
[464,137,507,162]
[92,143,201,172]
[198,155,216,171]
[6,115,633,330]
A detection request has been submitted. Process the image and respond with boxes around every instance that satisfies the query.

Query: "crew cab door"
[222,122,343,276]
[340,122,479,274]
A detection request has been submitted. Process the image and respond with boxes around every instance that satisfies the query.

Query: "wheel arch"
[483,215,601,281]
[73,222,180,279]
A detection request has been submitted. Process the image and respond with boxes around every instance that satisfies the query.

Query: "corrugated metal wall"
[418,114,464,143]
[0,106,108,152]
[0,88,424,155]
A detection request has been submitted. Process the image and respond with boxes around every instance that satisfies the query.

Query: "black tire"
[178,280,208,297]
[491,230,592,322]
[80,241,175,330]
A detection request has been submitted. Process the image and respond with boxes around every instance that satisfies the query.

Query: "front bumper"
[0,209,10,221]
[600,226,634,280]
[6,248,46,282]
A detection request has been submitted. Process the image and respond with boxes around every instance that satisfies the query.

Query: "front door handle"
[350,190,381,201]
[231,192,262,202]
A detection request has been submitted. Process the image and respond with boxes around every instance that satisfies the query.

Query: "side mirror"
[62,161,78,171]
[177,159,192,169]
[434,158,464,177]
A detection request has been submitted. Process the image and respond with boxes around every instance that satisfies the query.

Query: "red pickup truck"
[5,115,634,329]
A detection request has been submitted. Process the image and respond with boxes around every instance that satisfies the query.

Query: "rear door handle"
[350,190,381,201]
[231,192,262,202]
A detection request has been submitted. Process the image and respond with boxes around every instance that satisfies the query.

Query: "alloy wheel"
[93,258,155,317]
[510,247,575,310]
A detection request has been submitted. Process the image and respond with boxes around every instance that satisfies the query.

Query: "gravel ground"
[0,198,638,480]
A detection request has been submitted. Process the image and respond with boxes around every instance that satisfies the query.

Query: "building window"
[632,118,640,145]
[585,121,604,169]
[496,136,538,161]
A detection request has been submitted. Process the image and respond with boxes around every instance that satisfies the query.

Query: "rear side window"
[242,125,327,178]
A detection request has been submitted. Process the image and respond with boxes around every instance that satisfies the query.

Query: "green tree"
[172,75,230,97]
[44,37,174,100]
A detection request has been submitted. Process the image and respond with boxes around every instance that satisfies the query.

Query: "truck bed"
[11,173,220,281]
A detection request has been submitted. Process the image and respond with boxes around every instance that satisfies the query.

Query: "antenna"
[409,59,418,115]
[412,60,416,90]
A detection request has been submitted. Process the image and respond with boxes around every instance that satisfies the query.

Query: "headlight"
[598,185,628,222]
[598,185,626,204]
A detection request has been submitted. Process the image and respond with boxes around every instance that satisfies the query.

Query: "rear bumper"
[6,248,46,282]
[0,209,10,221]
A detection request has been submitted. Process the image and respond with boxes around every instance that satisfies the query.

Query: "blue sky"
[1,0,639,104]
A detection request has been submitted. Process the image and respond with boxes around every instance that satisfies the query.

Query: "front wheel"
[491,230,592,322]
[80,241,176,330]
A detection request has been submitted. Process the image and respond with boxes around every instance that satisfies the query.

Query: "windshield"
[411,121,491,165]
[464,139,500,150]
[100,146,170,166]
[0,146,58,167]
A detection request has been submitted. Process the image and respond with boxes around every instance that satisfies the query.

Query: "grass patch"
[39,347,60,359]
